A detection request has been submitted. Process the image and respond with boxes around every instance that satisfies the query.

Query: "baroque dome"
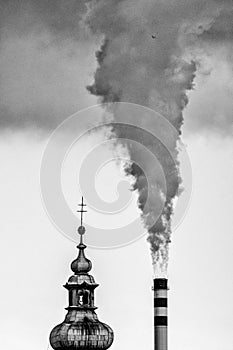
[50,319,114,349]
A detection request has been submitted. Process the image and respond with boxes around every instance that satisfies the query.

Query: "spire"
[76,196,87,245]
[77,196,87,228]
[71,197,92,274]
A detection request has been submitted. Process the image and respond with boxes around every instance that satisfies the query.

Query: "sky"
[0,1,232,350]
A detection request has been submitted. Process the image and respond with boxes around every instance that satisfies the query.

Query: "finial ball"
[78,225,86,235]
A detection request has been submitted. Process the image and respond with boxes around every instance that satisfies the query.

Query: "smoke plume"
[0,1,232,274]
[86,0,233,274]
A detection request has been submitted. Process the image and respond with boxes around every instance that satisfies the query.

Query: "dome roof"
[50,320,114,350]
[71,243,92,274]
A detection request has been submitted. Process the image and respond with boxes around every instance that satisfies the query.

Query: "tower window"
[78,290,90,306]
[79,294,84,305]
[83,290,89,305]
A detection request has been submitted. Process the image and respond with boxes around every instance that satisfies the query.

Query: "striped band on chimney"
[154,278,168,350]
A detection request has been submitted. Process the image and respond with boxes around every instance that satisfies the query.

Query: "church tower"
[49,198,114,350]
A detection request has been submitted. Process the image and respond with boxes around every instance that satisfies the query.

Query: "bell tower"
[49,197,114,350]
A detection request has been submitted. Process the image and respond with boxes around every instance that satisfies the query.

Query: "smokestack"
[153,278,168,350]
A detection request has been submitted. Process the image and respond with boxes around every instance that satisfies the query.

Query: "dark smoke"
[0,0,232,274]
[86,0,233,275]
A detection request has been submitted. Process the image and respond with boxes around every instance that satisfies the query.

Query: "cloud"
[0,0,97,130]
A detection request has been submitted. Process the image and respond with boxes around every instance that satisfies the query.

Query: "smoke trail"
[86,0,233,275]
[0,0,232,272]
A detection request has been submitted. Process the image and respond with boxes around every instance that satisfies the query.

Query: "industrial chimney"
[153,278,168,350]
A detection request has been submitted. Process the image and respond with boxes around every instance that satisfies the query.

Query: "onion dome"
[49,197,114,350]
[70,227,92,274]
[50,317,114,349]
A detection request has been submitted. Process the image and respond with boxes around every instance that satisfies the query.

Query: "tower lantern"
[49,198,114,350]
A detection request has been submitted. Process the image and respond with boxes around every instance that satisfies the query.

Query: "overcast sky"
[0,1,232,350]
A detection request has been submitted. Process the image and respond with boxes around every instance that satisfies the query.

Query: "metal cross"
[77,196,87,226]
